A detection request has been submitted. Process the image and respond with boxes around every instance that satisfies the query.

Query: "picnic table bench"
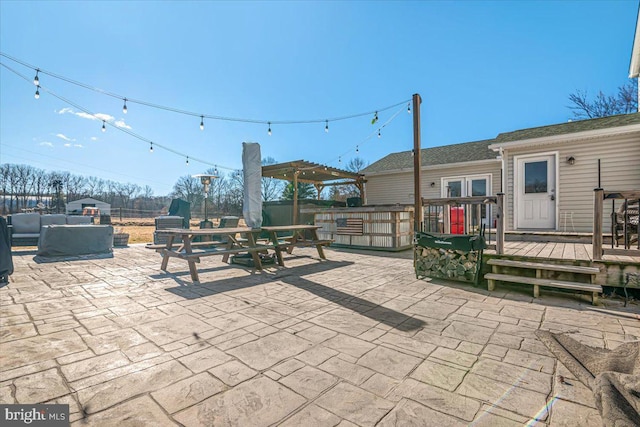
[261,225,332,266]
[147,227,273,282]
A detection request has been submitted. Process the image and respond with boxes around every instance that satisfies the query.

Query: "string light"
[123,98,128,114]
[3,56,412,176]
[1,60,225,170]
[325,120,329,133]
[33,69,39,86]
[411,149,415,157]
[214,166,218,175]
[34,86,40,99]
[356,145,359,153]
[339,156,342,164]
[2,52,411,134]
[186,156,189,166]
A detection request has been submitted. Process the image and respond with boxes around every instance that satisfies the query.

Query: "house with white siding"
[363,112,640,233]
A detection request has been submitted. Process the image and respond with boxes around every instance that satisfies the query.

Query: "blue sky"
[1,1,637,196]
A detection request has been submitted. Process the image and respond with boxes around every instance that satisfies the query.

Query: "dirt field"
[111,218,240,244]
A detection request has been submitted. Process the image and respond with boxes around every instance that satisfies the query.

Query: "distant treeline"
[0,163,170,214]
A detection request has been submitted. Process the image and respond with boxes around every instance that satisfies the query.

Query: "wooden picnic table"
[261,224,332,266]
[147,227,273,282]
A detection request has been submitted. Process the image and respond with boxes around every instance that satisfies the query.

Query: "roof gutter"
[363,158,500,177]
[488,123,640,151]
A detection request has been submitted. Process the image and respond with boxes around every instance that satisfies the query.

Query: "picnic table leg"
[246,232,263,270]
[160,234,176,271]
[311,228,326,259]
[182,236,200,282]
[221,236,234,263]
[270,231,285,266]
[286,231,298,254]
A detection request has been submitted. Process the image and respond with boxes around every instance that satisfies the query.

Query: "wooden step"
[487,259,600,275]
[484,273,602,305]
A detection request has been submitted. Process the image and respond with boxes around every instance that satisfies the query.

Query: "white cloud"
[39,141,54,147]
[74,144,84,148]
[56,133,75,141]
[64,143,71,147]
[90,137,98,141]
[114,120,132,129]
[57,107,114,122]
[94,113,114,122]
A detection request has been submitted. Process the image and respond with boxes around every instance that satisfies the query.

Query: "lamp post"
[193,174,218,229]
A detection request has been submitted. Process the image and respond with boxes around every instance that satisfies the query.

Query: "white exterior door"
[516,155,556,229]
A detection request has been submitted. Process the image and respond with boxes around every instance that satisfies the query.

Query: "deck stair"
[485,259,602,305]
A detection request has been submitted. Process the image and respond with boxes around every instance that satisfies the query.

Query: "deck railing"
[421,193,505,254]
[593,189,640,260]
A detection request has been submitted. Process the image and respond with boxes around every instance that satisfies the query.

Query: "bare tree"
[261,157,282,202]
[171,175,202,209]
[568,79,638,119]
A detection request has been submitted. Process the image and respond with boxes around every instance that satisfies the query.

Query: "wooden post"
[593,188,604,260]
[293,171,299,225]
[413,93,422,232]
[496,192,504,255]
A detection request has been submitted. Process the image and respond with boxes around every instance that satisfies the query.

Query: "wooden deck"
[485,241,640,263]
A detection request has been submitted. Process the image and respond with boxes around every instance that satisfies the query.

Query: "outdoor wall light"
[430,182,435,187]
[566,156,576,165]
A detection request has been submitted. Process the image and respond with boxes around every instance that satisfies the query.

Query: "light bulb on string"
[200,116,204,131]
[186,157,189,166]
[356,145,359,154]
[372,111,378,124]
[101,121,106,132]
[339,156,342,164]
[407,103,411,114]
[34,86,40,99]
[268,122,272,136]
[123,98,128,114]
[325,120,329,133]
[378,129,381,138]
[149,142,154,153]
[214,166,218,175]
[33,69,39,86]
[411,149,415,157]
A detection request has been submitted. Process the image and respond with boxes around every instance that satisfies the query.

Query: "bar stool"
[560,211,575,232]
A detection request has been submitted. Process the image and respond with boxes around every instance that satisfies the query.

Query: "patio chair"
[612,199,639,247]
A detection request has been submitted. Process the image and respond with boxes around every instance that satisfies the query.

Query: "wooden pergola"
[262,160,366,224]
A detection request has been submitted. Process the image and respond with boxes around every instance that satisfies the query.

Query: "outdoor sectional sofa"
[7,213,113,257]
[7,213,92,246]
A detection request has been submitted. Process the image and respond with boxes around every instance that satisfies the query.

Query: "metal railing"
[421,193,504,254]
[593,189,640,260]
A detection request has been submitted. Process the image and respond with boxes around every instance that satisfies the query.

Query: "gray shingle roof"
[363,113,640,174]
[495,112,640,143]
[362,139,497,174]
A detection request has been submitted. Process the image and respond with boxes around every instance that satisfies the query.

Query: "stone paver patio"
[1,245,639,426]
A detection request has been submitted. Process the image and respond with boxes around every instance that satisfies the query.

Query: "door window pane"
[471,179,487,196]
[447,181,462,197]
[524,161,547,193]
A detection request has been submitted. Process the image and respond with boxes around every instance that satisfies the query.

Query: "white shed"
[66,197,111,215]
